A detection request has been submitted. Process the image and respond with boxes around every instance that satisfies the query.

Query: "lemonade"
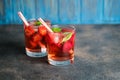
[46,25,75,66]
[24,20,50,57]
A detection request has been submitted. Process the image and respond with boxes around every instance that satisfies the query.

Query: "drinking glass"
[46,25,76,66]
[24,19,51,57]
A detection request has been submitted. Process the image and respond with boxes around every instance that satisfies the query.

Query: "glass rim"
[51,25,76,32]
[27,18,50,22]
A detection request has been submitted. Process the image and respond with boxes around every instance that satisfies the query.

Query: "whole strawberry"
[63,41,72,53]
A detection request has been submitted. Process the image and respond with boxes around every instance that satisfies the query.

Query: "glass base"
[48,58,74,66]
[26,50,47,57]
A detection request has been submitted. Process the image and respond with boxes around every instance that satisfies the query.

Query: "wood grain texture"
[104,0,120,23]
[0,0,4,24]
[0,0,120,24]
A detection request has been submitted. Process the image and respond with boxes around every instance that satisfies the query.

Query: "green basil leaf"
[34,21,41,26]
[52,27,61,32]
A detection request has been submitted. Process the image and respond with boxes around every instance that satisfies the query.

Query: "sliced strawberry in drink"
[32,33,42,42]
[29,40,37,48]
[38,41,46,48]
[63,41,73,53]
[25,26,35,37]
[69,49,74,55]
[38,25,47,36]
[50,44,61,53]
[68,33,75,47]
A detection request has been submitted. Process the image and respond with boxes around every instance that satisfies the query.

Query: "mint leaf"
[61,32,72,43]
[34,21,41,26]
[52,27,61,32]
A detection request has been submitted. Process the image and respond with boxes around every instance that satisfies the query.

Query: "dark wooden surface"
[0,25,120,80]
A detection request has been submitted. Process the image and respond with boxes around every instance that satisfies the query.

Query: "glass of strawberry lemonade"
[46,25,76,66]
[24,19,50,57]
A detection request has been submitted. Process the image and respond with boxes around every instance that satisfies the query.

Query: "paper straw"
[38,18,53,33]
[18,11,29,26]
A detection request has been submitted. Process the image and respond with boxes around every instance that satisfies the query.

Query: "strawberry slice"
[68,33,75,47]
[38,25,47,36]
[32,33,42,42]
[69,49,74,55]
[63,41,72,53]
[38,41,46,48]
[29,40,37,48]
[25,26,35,37]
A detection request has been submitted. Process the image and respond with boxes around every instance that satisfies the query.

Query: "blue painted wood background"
[0,0,120,25]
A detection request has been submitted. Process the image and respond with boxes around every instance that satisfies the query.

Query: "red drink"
[24,20,50,57]
[46,25,76,66]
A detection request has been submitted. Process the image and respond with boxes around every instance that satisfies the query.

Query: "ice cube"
[48,33,60,44]
[41,48,46,53]
[54,36,59,43]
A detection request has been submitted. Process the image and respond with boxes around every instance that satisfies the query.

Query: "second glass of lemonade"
[46,25,76,66]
